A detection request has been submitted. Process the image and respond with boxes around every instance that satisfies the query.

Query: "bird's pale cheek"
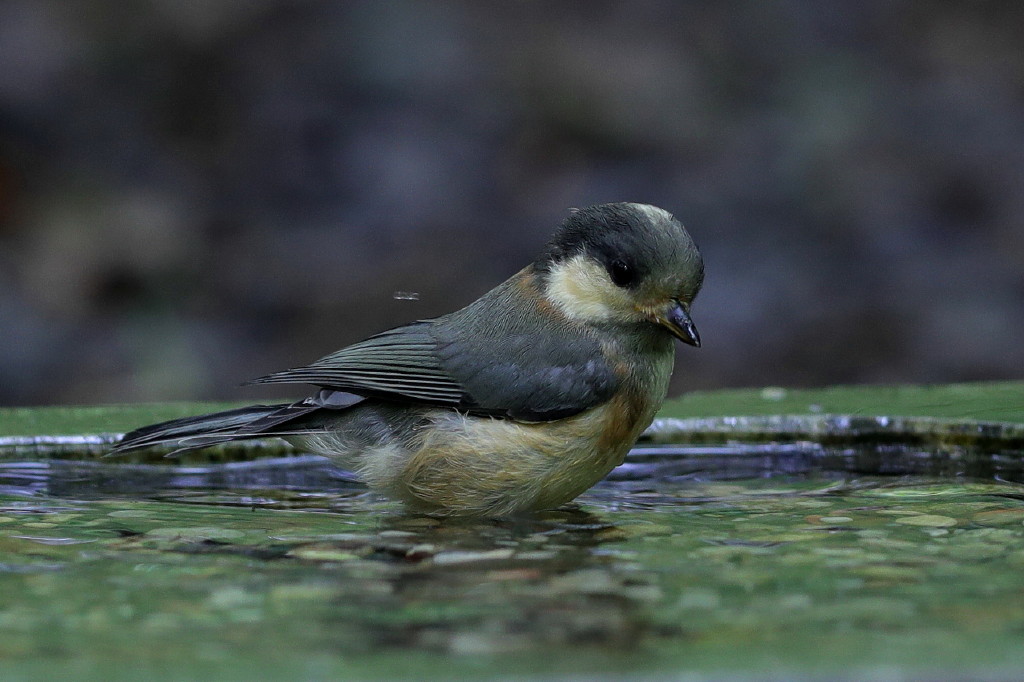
[543,255,633,322]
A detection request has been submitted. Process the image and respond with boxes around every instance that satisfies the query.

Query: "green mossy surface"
[660,381,1024,422]
[3,381,1021,438]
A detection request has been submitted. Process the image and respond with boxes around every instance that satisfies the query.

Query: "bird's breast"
[383,342,674,515]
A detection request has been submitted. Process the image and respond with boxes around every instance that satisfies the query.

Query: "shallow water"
[3,444,1024,681]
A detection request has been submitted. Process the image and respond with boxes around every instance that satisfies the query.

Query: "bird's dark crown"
[537,202,701,292]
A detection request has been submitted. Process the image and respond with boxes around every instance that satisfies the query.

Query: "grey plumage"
[110,403,315,452]
[112,202,704,516]
[249,277,619,421]
[114,273,620,453]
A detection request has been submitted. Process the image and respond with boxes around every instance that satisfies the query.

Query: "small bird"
[114,203,704,516]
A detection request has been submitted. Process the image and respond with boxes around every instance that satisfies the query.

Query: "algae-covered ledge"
[1,382,1022,460]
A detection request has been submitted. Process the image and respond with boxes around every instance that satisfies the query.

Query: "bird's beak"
[656,300,701,347]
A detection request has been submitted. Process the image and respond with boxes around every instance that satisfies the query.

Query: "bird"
[113,202,704,516]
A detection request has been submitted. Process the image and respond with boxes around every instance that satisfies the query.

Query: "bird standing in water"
[114,203,704,516]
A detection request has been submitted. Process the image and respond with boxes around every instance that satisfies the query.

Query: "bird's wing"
[433,321,619,421]
[251,322,466,406]
[250,320,618,421]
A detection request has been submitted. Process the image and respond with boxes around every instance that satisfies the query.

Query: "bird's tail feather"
[110,402,321,455]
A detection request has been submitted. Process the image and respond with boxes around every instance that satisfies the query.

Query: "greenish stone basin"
[1,382,1023,680]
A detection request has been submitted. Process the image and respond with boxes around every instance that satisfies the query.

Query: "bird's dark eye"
[607,259,636,287]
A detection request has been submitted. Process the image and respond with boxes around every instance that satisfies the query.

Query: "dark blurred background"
[1,1,1021,406]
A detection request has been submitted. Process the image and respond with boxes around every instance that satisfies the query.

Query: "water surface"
[2,447,1024,680]
[2,385,1023,680]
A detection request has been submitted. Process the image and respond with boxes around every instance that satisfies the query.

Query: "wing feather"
[249,283,621,422]
[250,322,470,407]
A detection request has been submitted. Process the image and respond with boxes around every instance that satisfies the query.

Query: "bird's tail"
[110,402,322,455]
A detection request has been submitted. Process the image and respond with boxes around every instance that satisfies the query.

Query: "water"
[2,442,1024,680]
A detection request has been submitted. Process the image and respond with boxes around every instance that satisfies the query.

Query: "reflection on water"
[1,443,1024,679]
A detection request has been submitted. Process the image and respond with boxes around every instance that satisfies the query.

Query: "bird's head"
[537,202,704,347]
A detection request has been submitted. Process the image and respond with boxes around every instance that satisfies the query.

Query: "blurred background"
[0,1,1021,406]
